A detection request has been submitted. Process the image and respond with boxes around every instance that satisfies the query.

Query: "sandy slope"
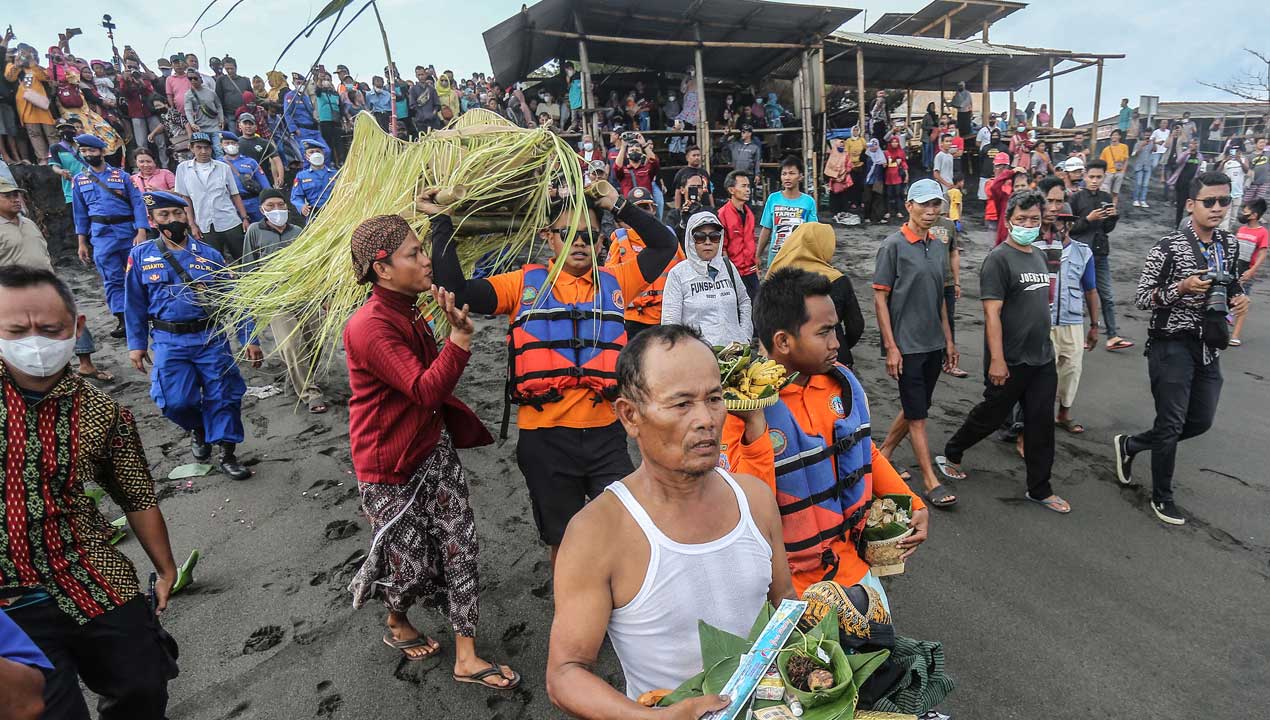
[66,195,1267,720]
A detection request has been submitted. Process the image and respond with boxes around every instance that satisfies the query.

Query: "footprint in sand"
[243,625,285,654]
[315,693,342,717]
[323,519,360,540]
[500,621,531,658]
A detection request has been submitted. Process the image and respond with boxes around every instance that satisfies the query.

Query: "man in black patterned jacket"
[1112,172,1250,525]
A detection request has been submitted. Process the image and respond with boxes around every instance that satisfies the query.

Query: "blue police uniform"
[221,132,271,222]
[290,161,338,214]
[282,89,329,154]
[70,135,148,315]
[124,199,256,447]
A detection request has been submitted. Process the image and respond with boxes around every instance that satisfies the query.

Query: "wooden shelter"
[867,0,1027,40]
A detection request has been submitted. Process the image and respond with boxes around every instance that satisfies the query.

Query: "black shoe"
[190,430,212,462]
[1151,500,1185,525]
[219,444,252,481]
[110,313,126,339]
[1113,434,1134,485]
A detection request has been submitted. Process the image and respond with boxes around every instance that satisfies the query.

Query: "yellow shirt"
[844,136,866,163]
[1100,143,1129,174]
[947,187,963,221]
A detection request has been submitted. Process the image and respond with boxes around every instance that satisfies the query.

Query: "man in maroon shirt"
[612,131,660,196]
[343,214,519,690]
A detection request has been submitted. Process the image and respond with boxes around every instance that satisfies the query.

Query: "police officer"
[220,130,271,222]
[71,133,149,338]
[290,139,338,219]
[124,191,263,480]
[282,73,328,157]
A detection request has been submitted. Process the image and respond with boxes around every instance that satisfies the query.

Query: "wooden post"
[982,61,990,128]
[906,88,913,130]
[800,50,816,195]
[577,37,596,140]
[1090,58,1104,154]
[982,20,989,42]
[855,47,866,133]
[1008,90,1015,127]
[943,15,952,39]
[694,38,710,173]
[1047,57,1055,128]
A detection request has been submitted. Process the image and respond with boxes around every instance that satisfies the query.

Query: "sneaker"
[1141,201,1150,208]
[1151,500,1186,525]
[1112,433,1134,485]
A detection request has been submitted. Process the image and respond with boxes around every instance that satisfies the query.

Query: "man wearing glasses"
[1113,172,1249,526]
[429,183,679,563]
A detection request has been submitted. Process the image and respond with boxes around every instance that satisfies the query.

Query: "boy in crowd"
[758,156,818,272]
[1231,198,1267,345]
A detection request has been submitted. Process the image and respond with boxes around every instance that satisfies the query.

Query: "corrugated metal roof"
[817,32,1063,92]
[829,31,1045,57]
[866,0,1026,40]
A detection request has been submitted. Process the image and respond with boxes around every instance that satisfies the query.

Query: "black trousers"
[944,361,1058,499]
[6,595,172,720]
[943,285,957,342]
[373,111,391,132]
[202,224,246,263]
[1125,337,1222,504]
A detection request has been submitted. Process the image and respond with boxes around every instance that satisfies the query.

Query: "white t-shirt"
[1150,128,1170,154]
[976,126,992,148]
[1223,159,1245,196]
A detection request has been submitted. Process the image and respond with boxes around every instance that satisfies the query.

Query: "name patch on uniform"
[769,429,787,455]
[830,394,845,418]
[140,262,165,271]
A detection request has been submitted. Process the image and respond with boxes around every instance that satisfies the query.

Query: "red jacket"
[344,285,492,484]
[987,170,1017,245]
[717,200,758,276]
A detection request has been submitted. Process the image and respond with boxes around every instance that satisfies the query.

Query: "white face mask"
[264,209,289,226]
[0,334,78,377]
[582,141,594,151]
[308,152,325,167]
[223,143,239,155]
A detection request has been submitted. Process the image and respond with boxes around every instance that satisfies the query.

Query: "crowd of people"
[1,24,1267,720]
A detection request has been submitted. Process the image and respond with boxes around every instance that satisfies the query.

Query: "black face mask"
[59,130,76,142]
[82,154,105,167]
[157,220,189,243]
[1238,213,1251,224]
[628,152,644,164]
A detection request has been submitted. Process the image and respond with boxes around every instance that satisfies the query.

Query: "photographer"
[664,168,714,235]
[612,130,660,199]
[118,50,166,165]
[1113,172,1249,526]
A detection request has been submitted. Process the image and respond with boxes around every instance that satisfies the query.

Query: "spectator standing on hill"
[1071,159,1134,352]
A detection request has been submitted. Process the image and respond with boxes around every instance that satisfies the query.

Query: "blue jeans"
[651,182,665,221]
[1094,254,1119,338]
[74,325,96,356]
[1133,165,1151,203]
[637,111,650,132]
[922,140,933,169]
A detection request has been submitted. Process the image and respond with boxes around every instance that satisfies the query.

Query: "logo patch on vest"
[769,429,787,455]
[612,289,623,307]
[521,285,539,305]
[830,394,845,418]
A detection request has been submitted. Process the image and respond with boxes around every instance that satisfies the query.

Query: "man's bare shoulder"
[726,472,780,520]
[558,489,629,558]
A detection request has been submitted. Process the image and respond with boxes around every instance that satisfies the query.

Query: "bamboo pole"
[1090,58,1104,153]
[1009,89,1015,127]
[694,39,710,174]
[371,2,398,137]
[800,50,816,194]
[856,47,866,133]
[1047,57,1055,127]
[574,12,596,141]
[982,61,990,128]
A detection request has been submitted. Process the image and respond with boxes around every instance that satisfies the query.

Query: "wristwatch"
[611,196,628,217]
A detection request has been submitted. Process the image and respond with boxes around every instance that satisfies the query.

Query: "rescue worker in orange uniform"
[722,267,931,600]
[428,183,678,562]
[604,186,683,338]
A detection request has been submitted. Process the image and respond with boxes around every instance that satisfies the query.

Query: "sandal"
[1055,418,1085,434]
[924,483,957,508]
[944,366,969,378]
[934,455,966,481]
[1105,338,1135,351]
[308,400,329,414]
[1026,493,1071,514]
[78,369,114,382]
[454,662,521,690]
[1228,338,1242,347]
[383,634,441,661]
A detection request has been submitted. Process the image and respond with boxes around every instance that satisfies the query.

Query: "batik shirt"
[0,365,157,624]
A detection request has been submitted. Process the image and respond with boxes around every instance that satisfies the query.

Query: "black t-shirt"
[239,136,278,167]
[980,242,1054,366]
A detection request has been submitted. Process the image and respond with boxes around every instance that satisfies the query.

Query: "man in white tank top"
[546,325,796,717]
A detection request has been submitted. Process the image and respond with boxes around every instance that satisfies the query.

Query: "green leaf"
[746,602,776,643]
[698,620,748,668]
[168,463,214,479]
[658,669,705,706]
[702,655,742,695]
[847,649,891,688]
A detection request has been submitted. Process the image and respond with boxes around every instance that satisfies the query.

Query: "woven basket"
[864,527,913,577]
[855,712,918,720]
[724,392,781,412]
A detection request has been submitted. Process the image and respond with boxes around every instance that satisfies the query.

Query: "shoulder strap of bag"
[78,163,129,202]
[157,243,199,287]
[723,258,742,323]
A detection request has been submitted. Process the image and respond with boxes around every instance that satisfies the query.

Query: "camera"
[101,14,117,31]
[1203,267,1233,314]
[621,131,638,144]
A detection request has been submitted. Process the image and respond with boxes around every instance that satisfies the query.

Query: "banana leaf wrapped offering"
[716,342,794,411]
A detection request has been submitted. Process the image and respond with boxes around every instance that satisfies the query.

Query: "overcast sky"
[12,0,1267,122]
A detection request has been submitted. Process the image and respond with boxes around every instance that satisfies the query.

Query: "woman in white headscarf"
[660,210,752,346]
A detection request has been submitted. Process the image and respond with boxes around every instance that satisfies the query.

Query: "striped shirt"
[0,366,157,624]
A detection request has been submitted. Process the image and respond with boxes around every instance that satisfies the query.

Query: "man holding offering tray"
[546,325,795,717]
[722,268,929,600]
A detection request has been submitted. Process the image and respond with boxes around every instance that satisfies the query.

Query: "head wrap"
[350,215,413,283]
[767,222,841,281]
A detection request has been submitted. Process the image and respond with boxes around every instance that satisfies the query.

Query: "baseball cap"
[238,112,257,124]
[190,132,213,146]
[156,58,171,68]
[740,123,754,132]
[626,187,654,205]
[906,178,944,204]
[993,151,1011,166]
[0,178,26,194]
[1056,202,1076,221]
[1063,157,1086,172]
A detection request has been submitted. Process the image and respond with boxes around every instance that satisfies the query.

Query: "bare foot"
[454,656,518,688]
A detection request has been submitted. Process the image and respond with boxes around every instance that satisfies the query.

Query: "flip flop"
[934,455,966,481]
[944,366,969,378]
[1055,418,1085,434]
[1026,493,1071,514]
[383,634,441,661]
[924,483,958,508]
[172,549,200,594]
[454,662,521,690]
[1228,338,1242,347]
[308,402,329,414]
[1105,338,1135,351]
[77,369,114,382]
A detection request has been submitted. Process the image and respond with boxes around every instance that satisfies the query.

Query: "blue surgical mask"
[1009,224,1040,246]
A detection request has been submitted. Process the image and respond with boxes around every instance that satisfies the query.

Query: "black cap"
[625,187,654,205]
[740,123,753,132]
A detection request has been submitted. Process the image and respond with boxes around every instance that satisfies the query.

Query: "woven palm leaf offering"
[861,495,915,577]
[715,342,795,411]
[213,109,590,373]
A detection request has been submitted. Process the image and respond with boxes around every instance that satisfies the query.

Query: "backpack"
[56,83,84,109]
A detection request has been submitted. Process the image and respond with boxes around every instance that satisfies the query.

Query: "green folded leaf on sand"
[108,516,128,546]
[169,464,214,480]
[84,487,106,505]
[172,549,201,594]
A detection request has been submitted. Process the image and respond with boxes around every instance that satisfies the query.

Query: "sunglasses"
[1198,195,1233,208]
[547,228,601,245]
[692,231,723,244]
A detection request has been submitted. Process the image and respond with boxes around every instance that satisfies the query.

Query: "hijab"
[767,222,841,281]
[865,139,886,166]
